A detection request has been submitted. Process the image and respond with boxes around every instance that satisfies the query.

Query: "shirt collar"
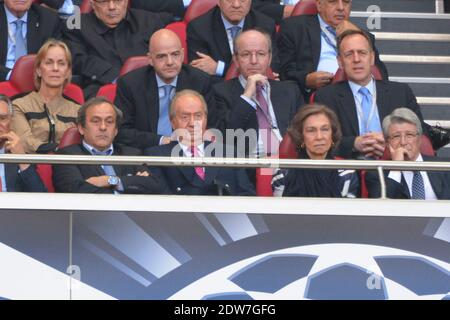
[414,153,423,162]
[178,142,205,155]
[155,74,178,88]
[317,14,331,31]
[221,14,245,31]
[82,140,114,156]
[5,4,28,24]
[0,147,5,155]
[348,78,376,97]
[92,11,129,35]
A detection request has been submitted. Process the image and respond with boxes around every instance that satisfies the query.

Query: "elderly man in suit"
[0,94,46,192]
[62,0,165,98]
[367,108,450,200]
[0,0,61,81]
[278,0,387,99]
[114,29,214,151]
[187,0,278,78]
[213,28,303,158]
[315,29,427,159]
[145,90,255,196]
[53,97,165,194]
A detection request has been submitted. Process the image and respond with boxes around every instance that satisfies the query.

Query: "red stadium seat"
[97,83,117,102]
[119,55,149,76]
[291,0,318,16]
[80,0,131,13]
[278,132,298,159]
[166,21,189,64]
[184,0,218,24]
[58,127,82,150]
[0,54,84,104]
[36,164,55,192]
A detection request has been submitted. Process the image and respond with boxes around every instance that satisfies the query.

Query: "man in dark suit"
[115,29,214,151]
[62,0,165,98]
[213,28,303,158]
[0,94,46,192]
[315,29,427,159]
[367,108,450,200]
[53,97,165,194]
[187,0,279,78]
[0,0,61,81]
[278,0,387,99]
[145,90,255,196]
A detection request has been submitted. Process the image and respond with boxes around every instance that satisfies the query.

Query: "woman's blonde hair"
[34,39,72,90]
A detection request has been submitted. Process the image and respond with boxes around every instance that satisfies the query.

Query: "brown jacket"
[12,91,80,153]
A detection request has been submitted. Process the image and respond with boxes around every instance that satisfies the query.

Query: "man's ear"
[77,123,84,136]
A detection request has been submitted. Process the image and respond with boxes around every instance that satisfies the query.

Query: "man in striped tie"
[367,108,450,200]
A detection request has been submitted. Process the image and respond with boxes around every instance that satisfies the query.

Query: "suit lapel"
[0,7,7,64]
[26,6,40,53]
[203,141,220,184]
[79,144,105,176]
[375,81,390,123]
[337,83,359,135]
[146,68,160,133]
[213,8,232,65]
[269,81,289,136]
[309,16,322,69]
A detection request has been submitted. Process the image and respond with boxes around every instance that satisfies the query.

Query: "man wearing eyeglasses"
[62,0,166,98]
[367,108,450,200]
[278,0,387,100]
[212,29,303,162]
[315,30,428,160]
[187,0,279,79]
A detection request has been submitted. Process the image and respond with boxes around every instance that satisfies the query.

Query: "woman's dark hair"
[287,103,342,150]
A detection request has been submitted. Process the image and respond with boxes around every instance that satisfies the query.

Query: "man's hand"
[136,171,149,177]
[283,5,295,18]
[190,52,218,75]
[86,175,110,188]
[243,74,269,99]
[305,71,334,89]
[161,136,172,145]
[389,145,409,161]
[336,20,360,37]
[1,131,29,171]
[354,132,385,158]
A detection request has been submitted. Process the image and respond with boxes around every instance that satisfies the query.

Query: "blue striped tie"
[14,20,27,61]
[157,85,173,137]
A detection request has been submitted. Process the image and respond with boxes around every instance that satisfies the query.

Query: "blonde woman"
[12,39,80,153]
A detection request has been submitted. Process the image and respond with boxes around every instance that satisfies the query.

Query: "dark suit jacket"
[187,6,279,76]
[253,0,285,24]
[114,64,214,150]
[53,143,166,194]
[314,80,428,158]
[0,3,61,80]
[145,141,255,196]
[278,14,388,98]
[212,78,303,137]
[40,0,65,9]
[132,0,185,18]
[366,155,450,200]
[4,164,47,192]
[62,8,164,97]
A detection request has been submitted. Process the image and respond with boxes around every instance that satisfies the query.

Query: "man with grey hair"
[367,108,450,200]
[145,90,255,196]
[53,97,166,194]
[0,94,46,192]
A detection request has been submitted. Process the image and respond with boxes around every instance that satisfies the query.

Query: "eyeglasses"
[93,0,125,7]
[237,51,270,61]
[389,131,420,144]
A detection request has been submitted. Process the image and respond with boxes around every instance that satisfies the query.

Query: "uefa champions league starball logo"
[170,244,450,300]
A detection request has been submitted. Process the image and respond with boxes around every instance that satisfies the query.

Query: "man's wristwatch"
[108,175,120,188]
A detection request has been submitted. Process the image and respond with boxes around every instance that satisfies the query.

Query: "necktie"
[323,25,337,53]
[157,85,173,137]
[412,171,425,200]
[255,85,277,155]
[326,25,337,38]
[92,149,116,176]
[358,87,374,135]
[14,20,27,61]
[229,26,241,41]
[190,146,205,180]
